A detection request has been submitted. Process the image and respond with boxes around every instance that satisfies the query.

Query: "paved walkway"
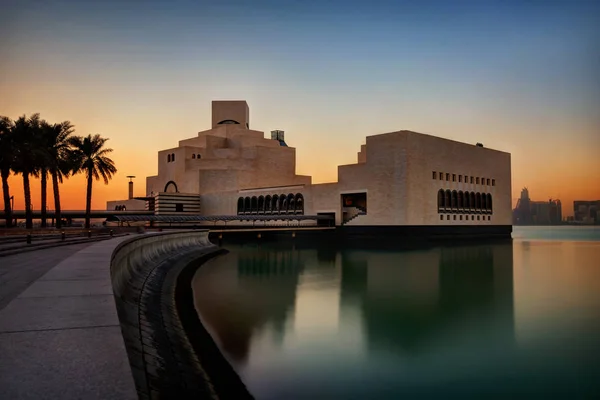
[0,238,137,399]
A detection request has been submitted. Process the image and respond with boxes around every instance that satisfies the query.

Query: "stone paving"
[0,238,137,399]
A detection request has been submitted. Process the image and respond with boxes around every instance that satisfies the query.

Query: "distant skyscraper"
[513,188,562,225]
[574,201,600,224]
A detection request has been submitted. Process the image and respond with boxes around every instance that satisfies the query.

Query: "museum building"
[107,101,512,237]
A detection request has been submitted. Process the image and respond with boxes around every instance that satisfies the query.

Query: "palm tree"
[0,116,14,228]
[41,120,75,229]
[12,114,44,229]
[70,134,117,229]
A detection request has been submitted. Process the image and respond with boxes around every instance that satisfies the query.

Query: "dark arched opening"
[272,195,279,213]
[164,181,178,193]
[295,193,304,214]
[487,193,493,214]
[265,195,272,214]
[237,197,244,215]
[167,154,171,162]
[258,196,265,213]
[445,190,451,212]
[172,153,175,162]
[217,120,240,125]
[482,194,487,213]
[244,197,251,213]
[192,154,196,159]
[458,191,464,211]
[251,196,258,214]
[451,190,458,212]
[476,193,482,212]
[464,191,470,210]
[470,192,476,212]
[438,189,445,213]
[278,194,286,214]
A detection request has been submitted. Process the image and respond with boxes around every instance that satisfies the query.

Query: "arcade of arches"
[438,189,493,214]
[237,193,304,215]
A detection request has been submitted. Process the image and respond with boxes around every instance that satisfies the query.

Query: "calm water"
[192,227,600,398]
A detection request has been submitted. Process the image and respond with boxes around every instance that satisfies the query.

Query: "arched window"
[244,197,251,213]
[487,193,493,214]
[258,196,265,213]
[192,154,196,159]
[164,181,178,193]
[197,154,201,159]
[167,154,171,162]
[272,195,279,213]
[458,191,463,211]
[237,197,244,215]
[470,192,476,211]
[251,196,258,214]
[451,190,458,211]
[445,190,451,211]
[286,194,295,214]
[265,195,272,214]
[482,194,487,213]
[278,194,286,214]
[295,193,304,214]
[172,153,175,162]
[438,189,445,212]
[464,191,470,210]
[476,193,482,211]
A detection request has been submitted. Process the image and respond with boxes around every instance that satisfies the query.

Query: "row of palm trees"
[0,113,117,229]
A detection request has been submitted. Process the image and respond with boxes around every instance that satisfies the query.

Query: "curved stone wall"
[110,231,253,399]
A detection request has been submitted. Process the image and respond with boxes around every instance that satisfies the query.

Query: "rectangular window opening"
[476,177,480,184]
[470,176,474,184]
[452,174,456,182]
[492,179,495,186]
[432,171,437,180]
[453,215,456,220]
[446,173,450,181]
[459,215,463,220]
[175,203,184,212]
[486,178,490,185]
[459,175,462,183]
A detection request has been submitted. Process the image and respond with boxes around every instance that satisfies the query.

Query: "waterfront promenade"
[0,238,137,399]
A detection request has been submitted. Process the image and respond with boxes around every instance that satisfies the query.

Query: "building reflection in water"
[341,243,515,355]
[193,243,305,364]
[193,241,515,390]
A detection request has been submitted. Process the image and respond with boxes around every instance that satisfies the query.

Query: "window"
[446,173,450,181]
[175,203,183,212]
[192,154,196,159]
[440,215,443,220]
[470,176,474,184]
[439,172,443,180]
[167,154,171,162]
[481,177,485,185]
[452,174,456,182]
[488,216,491,220]
[453,215,456,220]
[172,153,175,162]
[197,154,201,159]
[492,179,495,186]
[459,175,462,183]
[477,215,480,220]
[460,215,463,220]
[476,177,480,184]
[486,178,490,185]
[432,171,437,180]
[447,215,450,220]
[472,215,474,220]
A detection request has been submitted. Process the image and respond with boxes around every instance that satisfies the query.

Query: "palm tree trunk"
[23,171,33,229]
[85,169,93,229]
[1,169,12,228]
[52,169,62,229]
[40,168,47,228]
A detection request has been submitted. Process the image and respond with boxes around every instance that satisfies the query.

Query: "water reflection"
[193,242,523,398]
[344,244,515,355]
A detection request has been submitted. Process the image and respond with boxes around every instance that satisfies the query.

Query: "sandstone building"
[107,100,512,238]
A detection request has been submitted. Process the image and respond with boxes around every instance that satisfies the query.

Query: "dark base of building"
[209,225,513,249]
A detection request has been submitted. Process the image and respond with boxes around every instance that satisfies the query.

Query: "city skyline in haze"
[1,0,599,216]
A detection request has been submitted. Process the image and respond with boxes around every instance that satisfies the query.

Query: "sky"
[1,0,599,215]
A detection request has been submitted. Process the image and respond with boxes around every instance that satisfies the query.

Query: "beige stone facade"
[108,101,512,228]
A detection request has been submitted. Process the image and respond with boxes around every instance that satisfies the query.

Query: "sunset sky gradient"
[1,0,599,216]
